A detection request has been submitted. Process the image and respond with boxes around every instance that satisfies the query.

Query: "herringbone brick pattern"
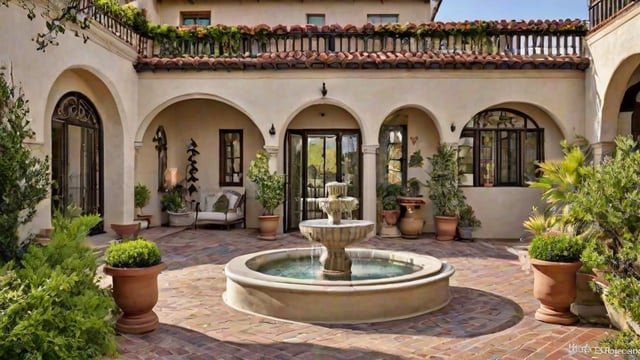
[103,228,618,360]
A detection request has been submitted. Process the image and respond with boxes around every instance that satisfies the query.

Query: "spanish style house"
[1,0,639,239]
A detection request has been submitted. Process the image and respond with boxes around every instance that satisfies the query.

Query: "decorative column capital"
[362,144,379,155]
[263,145,279,156]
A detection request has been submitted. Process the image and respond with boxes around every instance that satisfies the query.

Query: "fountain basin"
[299,219,375,248]
[224,248,455,324]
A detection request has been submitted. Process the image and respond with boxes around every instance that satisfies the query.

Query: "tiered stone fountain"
[224,182,455,323]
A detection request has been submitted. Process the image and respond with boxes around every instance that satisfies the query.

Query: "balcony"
[589,0,640,29]
[134,21,589,71]
[78,0,589,72]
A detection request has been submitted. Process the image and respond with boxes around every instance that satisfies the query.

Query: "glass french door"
[51,92,104,234]
[285,130,361,231]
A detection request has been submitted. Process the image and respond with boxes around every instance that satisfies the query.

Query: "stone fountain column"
[299,182,372,279]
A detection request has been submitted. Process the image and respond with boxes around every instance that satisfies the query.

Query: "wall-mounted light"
[450,123,456,132]
[269,124,276,136]
[321,82,327,97]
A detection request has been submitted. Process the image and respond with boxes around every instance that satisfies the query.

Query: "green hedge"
[105,238,162,268]
[528,233,584,262]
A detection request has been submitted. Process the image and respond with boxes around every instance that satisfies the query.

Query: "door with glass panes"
[285,130,361,231]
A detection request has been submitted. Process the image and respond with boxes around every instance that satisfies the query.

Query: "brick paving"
[102,227,620,360]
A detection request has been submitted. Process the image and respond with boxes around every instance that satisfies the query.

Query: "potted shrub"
[247,150,285,240]
[569,136,640,333]
[161,187,193,227]
[103,238,166,334]
[377,183,402,237]
[457,204,481,240]
[528,233,584,325]
[425,143,466,240]
[134,183,152,224]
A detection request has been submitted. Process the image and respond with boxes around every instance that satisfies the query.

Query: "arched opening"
[459,108,544,187]
[51,92,104,233]
[285,104,361,231]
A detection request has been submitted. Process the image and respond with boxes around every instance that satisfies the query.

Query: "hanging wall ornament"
[186,138,200,196]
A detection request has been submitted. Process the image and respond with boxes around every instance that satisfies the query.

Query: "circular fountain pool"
[224,248,455,324]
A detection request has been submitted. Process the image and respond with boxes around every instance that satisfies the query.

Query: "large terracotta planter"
[111,223,141,239]
[434,216,458,241]
[531,259,582,325]
[257,215,279,240]
[104,262,167,334]
[571,272,607,322]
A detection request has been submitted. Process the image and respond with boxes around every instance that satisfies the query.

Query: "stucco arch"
[44,66,125,226]
[137,93,263,144]
[380,104,443,144]
[282,97,366,145]
[600,54,640,141]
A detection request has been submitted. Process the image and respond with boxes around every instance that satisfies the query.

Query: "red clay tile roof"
[134,51,589,72]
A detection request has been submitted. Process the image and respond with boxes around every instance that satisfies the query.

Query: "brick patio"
[102,227,619,359]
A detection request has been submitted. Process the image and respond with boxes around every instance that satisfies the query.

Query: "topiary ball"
[105,238,162,268]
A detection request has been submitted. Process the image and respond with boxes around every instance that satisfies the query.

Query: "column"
[591,141,615,165]
[362,144,379,223]
[263,145,279,172]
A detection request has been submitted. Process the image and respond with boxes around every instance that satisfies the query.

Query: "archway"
[51,92,104,233]
[284,104,361,231]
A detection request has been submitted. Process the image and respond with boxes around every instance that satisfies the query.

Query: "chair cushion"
[212,194,229,213]
[204,192,223,212]
[224,190,242,210]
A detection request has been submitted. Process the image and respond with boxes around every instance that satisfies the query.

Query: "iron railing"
[137,30,585,59]
[589,0,640,28]
[77,0,140,49]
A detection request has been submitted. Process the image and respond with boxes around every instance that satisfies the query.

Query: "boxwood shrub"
[105,238,162,268]
[0,214,118,359]
[528,233,584,262]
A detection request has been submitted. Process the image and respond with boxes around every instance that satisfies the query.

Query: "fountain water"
[224,182,455,323]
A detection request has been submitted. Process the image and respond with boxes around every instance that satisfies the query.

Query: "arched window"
[458,109,544,187]
[152,126,167,191]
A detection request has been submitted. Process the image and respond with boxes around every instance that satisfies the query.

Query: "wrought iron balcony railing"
[589,0,640,28]
[136,23,587,60]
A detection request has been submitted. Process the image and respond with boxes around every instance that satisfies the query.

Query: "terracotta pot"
[382,209,401,226]
[399,217,424,239]
[592,268,612,286]
[111,223,141,239]
[571,272,608,323]
[531,259,582,325]
[434,216,458,241]
[257,215,279,240]
[104,262,167,334]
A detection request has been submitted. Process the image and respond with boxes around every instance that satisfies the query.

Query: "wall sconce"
[321,82,327,97]
[450,123,456,132]
[269,124,276,136]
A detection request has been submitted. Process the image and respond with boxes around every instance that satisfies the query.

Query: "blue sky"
[436,0,588,21]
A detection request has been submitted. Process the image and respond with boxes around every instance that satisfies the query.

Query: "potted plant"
[528,233,584,325]
[161,187,193,226]
[425,143,466,240]
[103,238,166,334]
[377,183,403,237]
[134,183,151,217]
[247,150,285,240]
[569,136,640,332]
[457,204,481,240]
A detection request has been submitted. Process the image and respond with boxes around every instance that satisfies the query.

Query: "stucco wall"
[136,70,582,238]
[585,4,640,143]
[0,4,139,234]
[154,0,431,26]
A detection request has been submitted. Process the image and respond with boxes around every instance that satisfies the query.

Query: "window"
[220,130,243,186]
[307,14,325,26]
[379,125,407,185]
[152,126,167,191]
[181,11,211,26]
[367,14,399,24]
[459,109,544,187]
